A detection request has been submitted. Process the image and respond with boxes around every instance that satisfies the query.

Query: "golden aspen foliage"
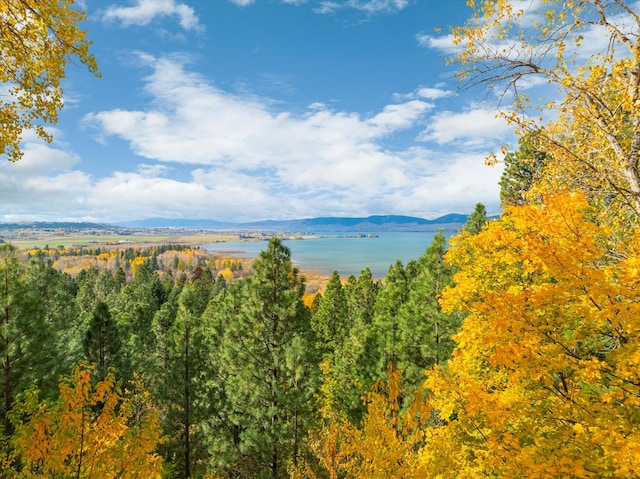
[452,0,640,219]
[304,291,320,309]
[0,0,99,162]
[219,267,234,281]
[297,365,431,479]
[422,191,640,478]
[7,364,164,478]
[129,256,148,277]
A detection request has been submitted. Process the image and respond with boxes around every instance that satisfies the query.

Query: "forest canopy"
[1,0,639,478]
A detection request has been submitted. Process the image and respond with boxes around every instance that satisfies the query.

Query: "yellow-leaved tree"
[0,0,99,162]
[303,2,640,476]
[303,192,639,478]
[293,364,430,479]
[421,191,640,478]
[4,364,164,478]
[451,0,640,221]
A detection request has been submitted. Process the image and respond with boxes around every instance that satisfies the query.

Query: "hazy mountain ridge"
[119,214,469,232]
[0,214,470,232]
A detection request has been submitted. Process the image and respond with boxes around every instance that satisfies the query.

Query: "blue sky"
[1,0,520,224]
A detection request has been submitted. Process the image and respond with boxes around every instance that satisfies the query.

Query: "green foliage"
[1,234,461,476]
[0,244,79,433]
[215,238,315,478]
[311,271,348,357]
[397,230,462,386]
[83,301,122,381]
[371,260,410,372]
[462,202,487,235]
[499,131,548,206]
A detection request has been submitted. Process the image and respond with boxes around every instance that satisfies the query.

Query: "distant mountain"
[0,214,471,232]
[118,214,468,232]
[0,221,113,230]
[118,218,231,228]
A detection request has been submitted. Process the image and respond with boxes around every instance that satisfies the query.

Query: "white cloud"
[416,87,454,100]
[418,108,513,147]
[3,53,506,223]
[84,55,432,181]
[315,0,409,15]
[228,0,255,5]
[102,0,203,31]
[416,33,461,55]
[389,149,504,217]
[0,141,92,220]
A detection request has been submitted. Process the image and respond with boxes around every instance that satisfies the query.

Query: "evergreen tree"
[0,245,50,433]
[83,301,122,380]
[151,279,183,375]
[113,262,165,378]
[499,131,548,206]
[160,285,213,479]
[25,251,81,397]
[200,282,247,476]
[397,230,463,387]
[311,271,348,357]
[345,267,380,327]
[219,238,315,478]
[463,202,488,235]
[318,268,381,423]
[370,260,410,373]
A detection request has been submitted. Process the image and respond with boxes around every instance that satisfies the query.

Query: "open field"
[2,232,246,250]
[2,228,332,291]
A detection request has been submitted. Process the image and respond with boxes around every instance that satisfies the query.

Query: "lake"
[201,231,458,278]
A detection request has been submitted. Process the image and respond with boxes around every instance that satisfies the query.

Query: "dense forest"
[0,219,468,478]
[2,0,640,477]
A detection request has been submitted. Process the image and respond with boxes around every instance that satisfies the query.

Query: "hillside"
[118,214,468,232]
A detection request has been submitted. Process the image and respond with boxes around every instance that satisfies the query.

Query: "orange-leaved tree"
[420,191,640,478]
[5,364,164,478]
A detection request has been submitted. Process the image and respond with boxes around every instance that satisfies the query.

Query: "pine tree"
[83,301,122,381]
[161,286,206,478]
[25,251,81,397]
[219,238,315,478]
[397,230,462,387]
[112,262,165,378]
[370,260,409,373]
[0,245,52,433]
[311,271,348,357]
[463,202,487,235]
[314,268,381,423]
[499,131,548,206]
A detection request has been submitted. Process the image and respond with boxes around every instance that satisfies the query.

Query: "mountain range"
[0,214,472,233]
[118,214,469,232]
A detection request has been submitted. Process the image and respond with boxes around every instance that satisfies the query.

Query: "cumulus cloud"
[228,0,255,6]
[315,0,409,15]
[102,0,203,31]
[0,140,93,220]
[418,108,514,148]
[83,55,432,191]
[3,53,507,223]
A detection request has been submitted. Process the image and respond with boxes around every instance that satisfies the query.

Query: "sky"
[1,0,523,224]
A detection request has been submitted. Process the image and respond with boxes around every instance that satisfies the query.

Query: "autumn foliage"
[425,192,640,477]
[4,364,163,478]
[303,191,639,478]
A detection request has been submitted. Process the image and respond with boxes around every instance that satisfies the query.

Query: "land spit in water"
[1,225,337,291]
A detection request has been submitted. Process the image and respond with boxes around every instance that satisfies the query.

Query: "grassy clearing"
[6,233,242,250]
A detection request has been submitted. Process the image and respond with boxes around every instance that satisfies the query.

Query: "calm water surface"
[202,231,456,278]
